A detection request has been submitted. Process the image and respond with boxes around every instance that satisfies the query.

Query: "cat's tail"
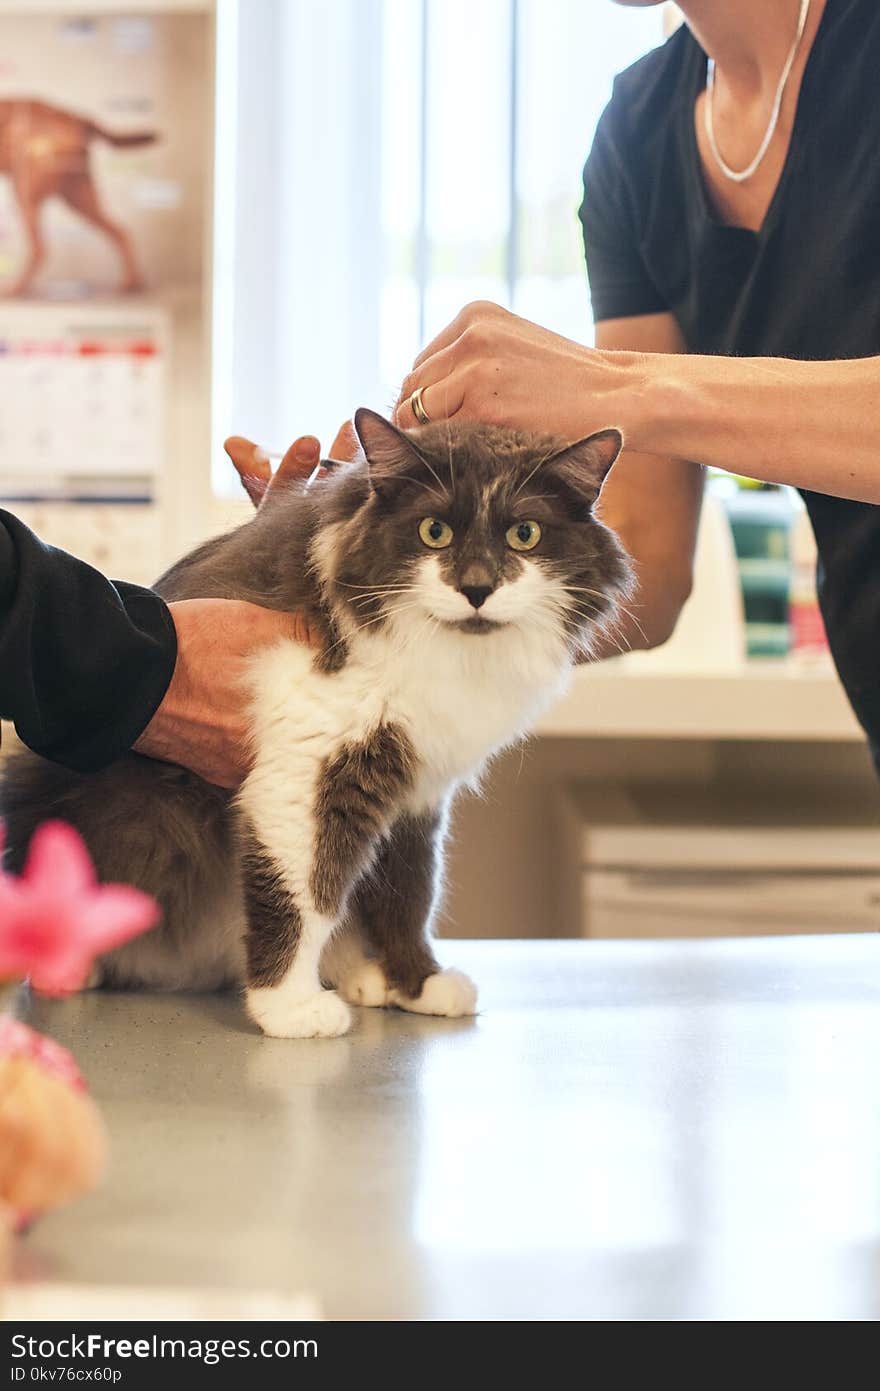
[87,121,158,149]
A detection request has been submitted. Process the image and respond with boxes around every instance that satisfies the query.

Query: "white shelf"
[537,662,863,742]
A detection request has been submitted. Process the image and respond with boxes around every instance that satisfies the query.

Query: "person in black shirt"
[395,0,880,769]
[0,438,319,786]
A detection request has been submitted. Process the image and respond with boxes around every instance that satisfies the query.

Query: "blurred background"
[1,0,877,943]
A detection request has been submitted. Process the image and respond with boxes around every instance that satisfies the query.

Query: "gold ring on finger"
[410,386,431,426]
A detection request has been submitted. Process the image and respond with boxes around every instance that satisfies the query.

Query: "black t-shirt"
[0,510,177,771]
[580,0,880,764]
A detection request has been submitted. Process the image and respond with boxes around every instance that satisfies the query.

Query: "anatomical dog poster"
[0,11,210,299]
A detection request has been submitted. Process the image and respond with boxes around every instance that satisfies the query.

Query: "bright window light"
[213,0,664,495]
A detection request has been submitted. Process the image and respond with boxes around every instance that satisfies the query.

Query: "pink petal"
[0,938,40,976]
[29,951,92,997]
[24,822,96,897]
[1,918,84,982]
[0,874,27,915]
[71,884,159,954]
[0,897,73,979]
[0,819,158,990]
[0,948,34,979]
[0,889,76,945]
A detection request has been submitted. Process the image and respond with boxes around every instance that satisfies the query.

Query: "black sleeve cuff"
[52,584,179,772]
[0,510,178,772]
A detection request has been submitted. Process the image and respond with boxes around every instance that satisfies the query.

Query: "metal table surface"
[15,936,880,1320]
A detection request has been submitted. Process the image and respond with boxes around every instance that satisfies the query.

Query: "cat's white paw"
[246,987,353,1039]
[337,960,392,1008]
[393,968,478,1018]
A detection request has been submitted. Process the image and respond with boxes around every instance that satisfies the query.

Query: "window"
[213,0,665,492]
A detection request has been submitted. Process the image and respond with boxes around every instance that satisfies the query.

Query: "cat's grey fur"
[0,410,631,1034]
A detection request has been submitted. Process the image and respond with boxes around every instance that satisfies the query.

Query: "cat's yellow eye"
[419,517,454,549]
[506,520,542,552]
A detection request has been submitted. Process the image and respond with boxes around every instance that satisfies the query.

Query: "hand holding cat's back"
[133,599,317,788]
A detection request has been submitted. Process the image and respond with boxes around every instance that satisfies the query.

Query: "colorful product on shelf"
[722,483,794,659]
[788,505,830,661]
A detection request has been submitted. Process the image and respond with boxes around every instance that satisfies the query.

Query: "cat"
[0,409,632,1038]
[0,99,156,296]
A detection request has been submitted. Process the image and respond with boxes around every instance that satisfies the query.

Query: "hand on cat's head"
[224,421,361,509]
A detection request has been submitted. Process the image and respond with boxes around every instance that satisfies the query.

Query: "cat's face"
[324,409,632,654]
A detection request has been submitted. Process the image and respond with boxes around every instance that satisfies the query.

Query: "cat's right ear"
[543,428,624,510]
[354,407,429,501]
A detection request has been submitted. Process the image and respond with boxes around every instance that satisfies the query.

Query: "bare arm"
[626,351,880,504]
[591,314,703,653]
[395,301,880,506]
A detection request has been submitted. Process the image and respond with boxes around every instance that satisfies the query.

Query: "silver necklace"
[705,0,811,184]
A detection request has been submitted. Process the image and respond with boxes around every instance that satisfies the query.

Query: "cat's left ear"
[354,407,431,501]
[546,428,624,506]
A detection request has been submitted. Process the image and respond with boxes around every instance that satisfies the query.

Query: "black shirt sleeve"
[579,97,667,323]
[0,509,177,772]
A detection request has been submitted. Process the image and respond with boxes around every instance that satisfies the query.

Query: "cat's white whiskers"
[556,582,645,645]
[578,607,632,657]
[445,419,456,496]
[329,615,388,650]
[604,632,630,658]
[513,445,558,498]
[406,442,447,498]
[335,580,412,592]
[561,596,600,615]
[347,602,423,638]
[398,473,447,505]
[326,600,423,653]
[561,583,611,601]
[604,599,648,647]
[351,589,417,608]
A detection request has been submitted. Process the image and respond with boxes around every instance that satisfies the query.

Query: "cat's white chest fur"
[243,615,571,816]
[364,616,570,807]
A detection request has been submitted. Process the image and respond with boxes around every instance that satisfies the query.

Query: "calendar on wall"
[0,298,169,584]
[0,307,166,498]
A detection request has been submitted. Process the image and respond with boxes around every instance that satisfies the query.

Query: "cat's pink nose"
[461,585,493,610]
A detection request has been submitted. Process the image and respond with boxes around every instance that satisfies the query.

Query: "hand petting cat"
[393,300,631,442]
[224,433,325,506]
[224,422,362,500]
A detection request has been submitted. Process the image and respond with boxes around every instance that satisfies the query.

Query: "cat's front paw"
[246,987,353,1039]
[393,968,478,1018]
[337,959,392,1009]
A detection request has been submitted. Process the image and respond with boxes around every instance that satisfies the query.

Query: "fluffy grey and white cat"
[0,410,631,1037]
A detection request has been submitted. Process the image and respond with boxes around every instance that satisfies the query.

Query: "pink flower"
[0,821,158,996]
